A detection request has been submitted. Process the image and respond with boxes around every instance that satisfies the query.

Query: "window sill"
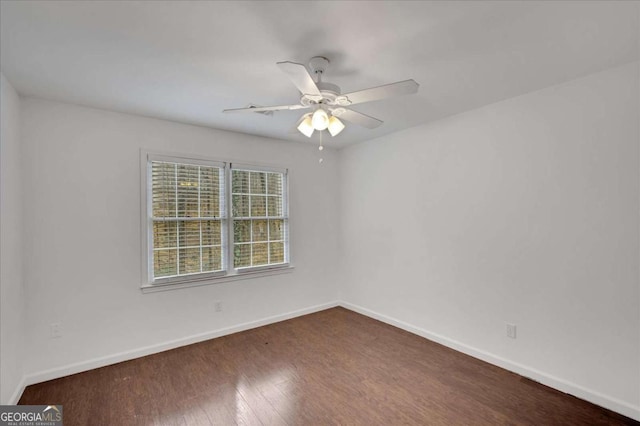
[141,265,295,293]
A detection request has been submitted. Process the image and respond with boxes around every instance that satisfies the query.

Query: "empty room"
[0,1,638,425]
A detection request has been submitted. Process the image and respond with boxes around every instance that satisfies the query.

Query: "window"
[150,160,226,280]
[142,152,289,288]
[231,167,287,269]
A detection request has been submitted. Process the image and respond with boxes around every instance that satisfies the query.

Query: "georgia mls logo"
[0,404,63,425]
[43,405,61,417]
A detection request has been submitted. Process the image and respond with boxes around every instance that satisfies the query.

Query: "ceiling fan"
[223,56,419,138]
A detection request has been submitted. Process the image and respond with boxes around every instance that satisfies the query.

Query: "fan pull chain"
[318,130,324,164]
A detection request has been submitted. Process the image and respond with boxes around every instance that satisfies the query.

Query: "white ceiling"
[1,1,638,148]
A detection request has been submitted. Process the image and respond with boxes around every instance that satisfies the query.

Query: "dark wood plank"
[19,307,639,425]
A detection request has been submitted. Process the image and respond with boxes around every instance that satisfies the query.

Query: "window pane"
[252,243,268,266]
[152,162,176,218]
[153,221,177,249]
[150,159,227,282]
[179,221,201,247]
[177,165,199,217]
[268,219,284,241]
[269,242,284,264]
[202,246,222,272]
[234,244,251,268]
[234,220,251,243]
[200,167,220,217]
[252,220,268,242]
[250,195,266,217]
[267,196,282,217]
[229,169,287,270]
[153,162,222,220]
[179,248,201,274]
[232,195,249,217]
[154,249,177,277]
[232,170,249,194]
[267,173,282,195]
[250,171,266,194]
[201,220,221,246]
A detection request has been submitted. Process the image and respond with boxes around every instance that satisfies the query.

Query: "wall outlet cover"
[507,323,517,339]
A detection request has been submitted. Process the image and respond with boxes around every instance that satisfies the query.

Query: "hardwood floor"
[20,307,638,425]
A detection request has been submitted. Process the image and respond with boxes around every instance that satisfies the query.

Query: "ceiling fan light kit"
[327,116,345,137]
[297,114,314,138]
[311,108,329,131]
[223,56,419,143]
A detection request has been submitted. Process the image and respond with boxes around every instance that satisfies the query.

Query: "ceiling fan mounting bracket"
[309,56,330,76]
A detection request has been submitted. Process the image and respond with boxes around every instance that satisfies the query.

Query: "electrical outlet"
[214,301,223,313]
[51,322,62,339]
[506,323,517,339]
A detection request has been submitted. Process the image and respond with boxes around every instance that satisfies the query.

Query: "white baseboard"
[18,301,339,396]
[339,301,640,422]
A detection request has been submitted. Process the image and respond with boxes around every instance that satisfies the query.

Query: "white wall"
[339,62,639,417]
[0,74,25,403]
[7,61,639,420]
[19,98,340,378]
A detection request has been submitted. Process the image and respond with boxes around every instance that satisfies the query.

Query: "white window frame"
[140,150,292,292]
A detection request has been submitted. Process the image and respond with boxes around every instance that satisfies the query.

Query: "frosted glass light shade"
[327,116,345,137]
[297,115,314,137]
[311,109,329,130]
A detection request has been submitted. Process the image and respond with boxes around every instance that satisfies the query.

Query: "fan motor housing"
[301,81,342,106]
[317,82,341,103]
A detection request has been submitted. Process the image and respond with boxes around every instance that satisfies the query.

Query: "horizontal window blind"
[231,166,288,269]
[144,154,289,286]
[151,161,226,279]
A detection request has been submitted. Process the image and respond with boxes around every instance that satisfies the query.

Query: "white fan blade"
[223,104,308,113]
[341,79,419,105]
[277,61,322,96]
[339,109,383,129]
